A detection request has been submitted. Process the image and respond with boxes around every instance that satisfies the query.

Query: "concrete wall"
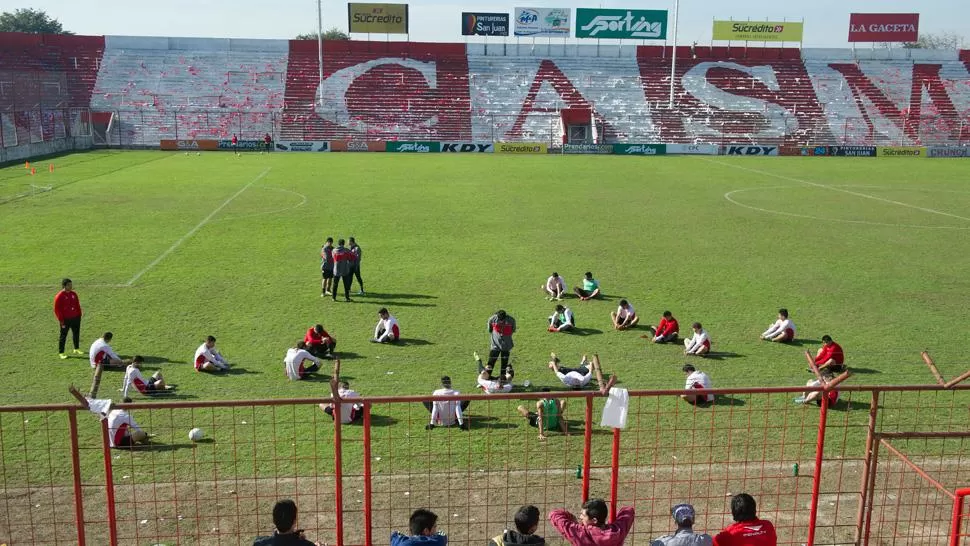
[0,136,93,164]
[104,35,288,52]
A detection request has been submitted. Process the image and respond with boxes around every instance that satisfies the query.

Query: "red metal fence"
[0,385,968,546]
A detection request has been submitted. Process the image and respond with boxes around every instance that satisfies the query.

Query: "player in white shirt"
[760,308,796,343]
[284,341,321,380]
[320,360,363,423]
[547,304,575,332]
[684,322,712,356]
[682,364,714,404]
[611,299,639,330]
[547,353,616,393]
[106,408,147,448]
[89,332,128,369]
[194,335,230,372]
[424,376,470,430]
[542,272,565,300]
[473,351,513,393]
[370,307,400,343]
[121,356,168,400]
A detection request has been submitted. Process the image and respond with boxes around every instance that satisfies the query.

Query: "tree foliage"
[902,32,965,50]
[0,8,72,34]
[296,28,349,41]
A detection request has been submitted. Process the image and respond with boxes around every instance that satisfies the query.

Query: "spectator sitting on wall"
[490,505,546,546]
[712,493,776,546]
[391,509,447,546]
[549,498,635,546]
[650,503,712,546]
[253,499,321,546]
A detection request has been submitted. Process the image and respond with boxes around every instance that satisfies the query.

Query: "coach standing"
[486,310,516,379]
[54,278,83,359]
[349,237,364,295]
[332,239,355,302]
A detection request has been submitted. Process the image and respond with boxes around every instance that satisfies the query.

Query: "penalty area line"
[124,167,272,287]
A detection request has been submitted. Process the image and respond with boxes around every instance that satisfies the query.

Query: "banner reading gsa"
[462,13,510,36]
[575,9,667,39]
[712,21,804,42]
[348,3,408,34]
[514,7,570,37]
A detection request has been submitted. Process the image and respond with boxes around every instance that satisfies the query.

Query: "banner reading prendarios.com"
[348,3,408,34]
[712,20,804,42]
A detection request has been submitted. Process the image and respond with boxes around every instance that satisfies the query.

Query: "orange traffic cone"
[25,161,30,170]
[49,164,54,172]
[29,168,36,175]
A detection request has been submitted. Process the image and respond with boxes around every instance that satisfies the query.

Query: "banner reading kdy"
[575,9,667,40]
[712,20,804,42]
[348,3,408,34]
[514,7,570,37]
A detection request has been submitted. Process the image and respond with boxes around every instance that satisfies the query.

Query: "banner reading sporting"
[462,13,510,36]
[348,3,408,34]
[514,7,570,37]
[575,9,667,40]
[712,21,804,42]
[848,13,919,42]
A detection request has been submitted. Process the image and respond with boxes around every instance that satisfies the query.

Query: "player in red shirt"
[305,324,336,358]
[713,493,777,546]
[230,134,239,156]
[645,311,679,343]
[54,278,84,359]
[814,335,845,373]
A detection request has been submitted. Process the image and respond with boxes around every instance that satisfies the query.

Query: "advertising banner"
[612,143,666,155]
[441,142,494,153]
[348,3,408,34]
[386,141,440,153]
[848,13,919,43]
[575,9,667,40]
[721,145,779,156]
[276,141,330,152]
[712,21,804,42]
[829,146,876,157]
[218,139,263,151]
[877,146,925,157]
[514,7,570,37]
[563,143,614,154]
[160,139,218,151]
[330,140,385,152]
[495,142,548,154]
[926,146,970,158]
[462,13,510,36]
[665,143,717,155]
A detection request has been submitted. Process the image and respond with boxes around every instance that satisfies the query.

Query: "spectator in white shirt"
[122,356,167,401]
[194,335,230,372]
[611,299,639,330]
[424,376,469,430]
[548,304,575,332]
[682,364,714,405]
[760,308,796,343]
[106,408,147,448]
[284,341,321,380]
[684,322,712,356]
[320,359,363,423]
[89,332,128,369]
[371,308,400,343]
[543,272,565,300]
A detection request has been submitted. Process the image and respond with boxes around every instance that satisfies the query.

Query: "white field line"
[123,167,271,286]
[703,159,970,223]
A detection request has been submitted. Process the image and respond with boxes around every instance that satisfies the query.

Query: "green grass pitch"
[0,150,969,484]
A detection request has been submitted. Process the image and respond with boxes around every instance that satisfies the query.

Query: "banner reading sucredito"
[712,20,803,42]
[348,3,408,34]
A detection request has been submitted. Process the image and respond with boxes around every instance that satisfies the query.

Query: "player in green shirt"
[573,272,601,301]
[517,388,569,440]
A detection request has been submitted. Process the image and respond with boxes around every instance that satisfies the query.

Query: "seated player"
[795,369,842,406]
[89,332,129,369]
[684,322,711,356]
[517,388,569,440]
[474,351,513,393]
[194,335,230,372]
[646,311,679,343]
[814,335,845,373]
[573,271,601,301]
[304,324,336,358]
[424,376,469,430]
[760,308,796,342]
[543,272,565,300]
[611,299,639,330]
[284,341,321,380]
[548,304,575,332]
[107,408,148,448]
[548,353,616,394]
[371,308,400,343]
[681,364,714,405]
[121,356,168,401]
[320,359,363,423]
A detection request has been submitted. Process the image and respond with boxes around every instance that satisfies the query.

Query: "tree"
[0,8,72,34]
[296,27,349,41]
[902,32,965,50]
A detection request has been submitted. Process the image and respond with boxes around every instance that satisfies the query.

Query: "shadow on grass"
[710,395,748,407]
[360,292,438,308]
[335,351,366,360]
[467,415,519,430]
[832,399,873,411]
[396,338,434,346]
[144,392,198,401]
[700,351,745,361]
[136,355,173,365]
[848,367,881,374]
[567,327,603,336]
[786,339,823,347]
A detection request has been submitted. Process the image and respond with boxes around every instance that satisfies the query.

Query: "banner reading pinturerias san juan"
[575,9,667,39]
[848,13,919,42]
[462,12,510,36]
[514,7,570,37]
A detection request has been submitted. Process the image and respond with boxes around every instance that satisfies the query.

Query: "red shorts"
[782,328,795,341]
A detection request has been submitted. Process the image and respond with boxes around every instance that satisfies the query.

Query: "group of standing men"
[320,237,364,302]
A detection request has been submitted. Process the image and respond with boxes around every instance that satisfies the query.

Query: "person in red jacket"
[814,335,845,373]
[305,324,336,358]
[54,278,84,359]
[549,498,635,546]
[645,311,679,344]
[713,493,777,546]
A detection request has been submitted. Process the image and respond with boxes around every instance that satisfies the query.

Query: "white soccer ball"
[523,380,532,388]
[188,428,204,442]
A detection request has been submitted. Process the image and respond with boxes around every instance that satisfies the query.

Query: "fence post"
[609,427,620,523]
[68,409,87,546]
[806,392,829,546]
[100,418,118,546]
[363,403,373,546]
[333,397,345,546]
[862,434,882,546]
[581,395,593,502]
[951,489,970,546]
[854,390,880,545]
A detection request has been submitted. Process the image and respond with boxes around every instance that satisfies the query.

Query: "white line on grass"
[124,167,272,287]
[703,159,970,223]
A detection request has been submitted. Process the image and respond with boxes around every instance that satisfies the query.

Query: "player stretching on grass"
[543,272,565,300]
[548,304,575,332]
[645,311,679,343]
[194,335,230,372]
[684,322,711,356]
[474,351,514,393]
[122,356,168,401]
[284,341,321,380]
[573,272,601,301]
[611,299,638,330]
[547,353,615,393]
[89,332,130,369]
[760,308,796,342]
[517,388,569,440]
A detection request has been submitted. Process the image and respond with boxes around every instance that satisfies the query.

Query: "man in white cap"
[650,503,712,546]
